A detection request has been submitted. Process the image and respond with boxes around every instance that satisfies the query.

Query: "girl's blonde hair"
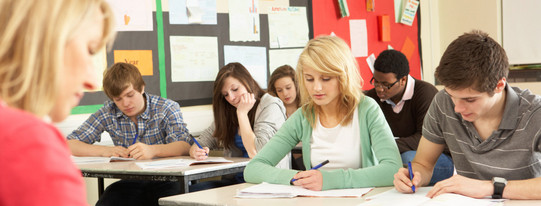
[296,35,363,127]
[0,0,115,117]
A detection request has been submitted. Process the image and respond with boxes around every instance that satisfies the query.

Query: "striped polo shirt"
[423,85,541,180]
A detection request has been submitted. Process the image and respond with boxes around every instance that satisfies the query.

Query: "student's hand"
[393,167,421,193]
[236,93,256,116]
[189,145,209,161]
[291,170,323,191]
[427,174,492,199]
[104,146,130,158]
[127,142,156,160]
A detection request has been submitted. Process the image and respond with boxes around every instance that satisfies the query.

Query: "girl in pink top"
[0,0,116,205]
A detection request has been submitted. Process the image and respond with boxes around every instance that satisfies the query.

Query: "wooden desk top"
[76,156,250,176]
[159,183,541,206]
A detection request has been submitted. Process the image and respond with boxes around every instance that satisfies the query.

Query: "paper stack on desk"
[236,182,373,198]
[135,157,233,169]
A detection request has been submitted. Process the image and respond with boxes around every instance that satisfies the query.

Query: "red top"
[0,105,87,206]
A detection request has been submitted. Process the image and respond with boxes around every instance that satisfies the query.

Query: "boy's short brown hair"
[103,62,146,99]
[435,30,509,96]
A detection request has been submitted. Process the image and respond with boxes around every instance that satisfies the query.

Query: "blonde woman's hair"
[296,35,363,127]
[0,0,115,117]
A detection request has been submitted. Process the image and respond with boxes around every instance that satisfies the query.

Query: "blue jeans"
[401,151,454,185]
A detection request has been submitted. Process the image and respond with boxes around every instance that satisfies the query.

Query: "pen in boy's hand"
[192,137,208,156]
[132,134,138,145]
[291,160,329,183]
[408,161,416,193]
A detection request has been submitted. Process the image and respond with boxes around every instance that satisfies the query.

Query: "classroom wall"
[419,0,541,94]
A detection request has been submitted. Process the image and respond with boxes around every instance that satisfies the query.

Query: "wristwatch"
[492,177,507,199]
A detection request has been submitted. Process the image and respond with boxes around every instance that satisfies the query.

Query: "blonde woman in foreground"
[244,36,401,190]
[0,0,115,205]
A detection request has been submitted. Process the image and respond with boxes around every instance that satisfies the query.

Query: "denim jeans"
[401,151,454,185]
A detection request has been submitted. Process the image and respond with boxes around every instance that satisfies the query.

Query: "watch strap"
[492,182,505,199]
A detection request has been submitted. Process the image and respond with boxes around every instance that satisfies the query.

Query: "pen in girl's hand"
[291,160,329,182]
[192,137,208,156]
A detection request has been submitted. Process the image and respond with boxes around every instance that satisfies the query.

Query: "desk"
[76,156,249,196]
[158,183,541,206]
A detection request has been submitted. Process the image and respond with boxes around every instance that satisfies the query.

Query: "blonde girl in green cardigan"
[244,35,401,191]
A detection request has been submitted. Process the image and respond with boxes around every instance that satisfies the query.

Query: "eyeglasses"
[370,77,400,90]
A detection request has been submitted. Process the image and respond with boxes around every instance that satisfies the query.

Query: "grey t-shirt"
[423,85,541,180]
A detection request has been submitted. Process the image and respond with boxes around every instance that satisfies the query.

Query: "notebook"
[71,156,136,164]
[359,187,500,206]
[236,182,373,198]
[135,157,233,169]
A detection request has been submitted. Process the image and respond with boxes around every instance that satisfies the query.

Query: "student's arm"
[244,110,303,185]
[189,123,218,160]
[394,137,444,193]
[236,93,257,158]
[250,95,287,152]
[68,139,129,157]
[426,170,541,199]
[67,106,129,157]
[128,141,191,159]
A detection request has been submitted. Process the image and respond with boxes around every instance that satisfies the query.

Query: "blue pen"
[192,137,208,156]
[291,160,330,182]
[408,161,416,193]
[132,133,138,145]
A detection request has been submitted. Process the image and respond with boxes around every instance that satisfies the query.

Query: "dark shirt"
[366,78,439,154]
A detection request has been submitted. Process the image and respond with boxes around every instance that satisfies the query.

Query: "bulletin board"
[73,0,313,114]
[312,0,421,90]
[72,0,420,114]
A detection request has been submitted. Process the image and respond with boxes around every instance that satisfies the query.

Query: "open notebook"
[135,157,233,169]
[359,187,500,206]
[71,156,136,164]
[236,182,373,198]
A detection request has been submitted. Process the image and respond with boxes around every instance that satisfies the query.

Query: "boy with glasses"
[366,49,454,185]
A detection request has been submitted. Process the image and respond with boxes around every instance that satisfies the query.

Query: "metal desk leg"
[98,177,104,197]
[179,177,188,194]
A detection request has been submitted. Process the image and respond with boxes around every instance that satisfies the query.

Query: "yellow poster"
[114,50,153,76]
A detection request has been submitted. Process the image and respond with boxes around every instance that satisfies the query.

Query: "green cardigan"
[244,96,402,190]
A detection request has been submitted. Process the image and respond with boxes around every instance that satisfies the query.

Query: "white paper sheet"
[361,187,498,206]
[217,0,289,14]
[169,0,217,24]
[107,0,153,31]
[224,45,268,89]
[71,156,136,164]
[366,53,376,75]
[269,48,303,73]
[229,0,260,42]
[170,36,219,82]
[268,7,309,48]
[349,19,368,57]
[236,182,373,198]
[135,157,233,170]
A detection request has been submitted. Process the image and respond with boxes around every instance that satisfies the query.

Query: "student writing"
[244,36,402,191]
[365,49,453,185]
[394,30,541,200]
[189,62,290,191]
[67,62,193,206]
